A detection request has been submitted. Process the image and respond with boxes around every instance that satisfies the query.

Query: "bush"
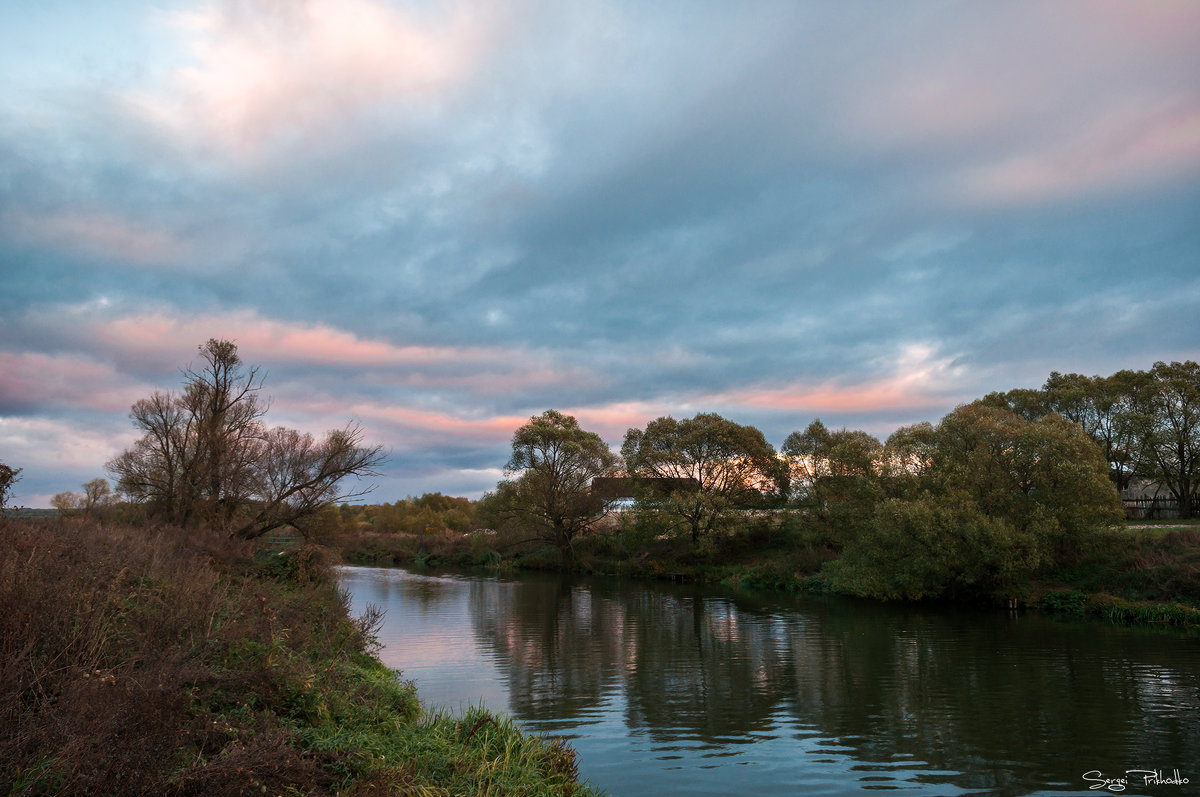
[824,497,1043,601]
[1040,589,1088,616]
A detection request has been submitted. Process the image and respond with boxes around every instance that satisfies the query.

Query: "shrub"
[824,496,1043,601]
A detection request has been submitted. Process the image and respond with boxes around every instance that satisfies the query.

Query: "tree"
[977,388,1048,422]
[52,491,83,517]
[495,410,619,562]
[1041,370,1151,492]
[878,421,936,500]
[782,420,882,519]
[1136,361,1200,519]
[108,339,386,538]
[0,461,21,512]
[83,478,113,517]
[930,404,1124,546]
[621,413,784,544]
[827,496,1043,601]
[828,404,1123,602]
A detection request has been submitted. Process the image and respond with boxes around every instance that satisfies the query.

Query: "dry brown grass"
[0,518,355,795]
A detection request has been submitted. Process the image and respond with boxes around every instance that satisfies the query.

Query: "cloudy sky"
[2,1,1198,507]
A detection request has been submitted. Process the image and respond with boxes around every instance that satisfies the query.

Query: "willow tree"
[622,413,785,544]
[829,404,1124,601]
[494,410,619,563]
[782,419,882,519]
[108,339,385,538]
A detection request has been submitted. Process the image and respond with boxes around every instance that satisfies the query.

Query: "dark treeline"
[464,360,1200,610]
[15,354,1198,612]
[979,361,1200,515]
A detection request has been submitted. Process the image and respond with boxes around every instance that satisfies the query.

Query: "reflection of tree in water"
[467,573,1200,791]
[469,576,794,741]
[470,576,631,720]
[780,602,1200,793]
[622,589,790,743]
[350,568,469,616]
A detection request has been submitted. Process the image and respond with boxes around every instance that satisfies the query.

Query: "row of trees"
[487,364,1200,596]
[482,411,795,562]
[488,397,1125,595]
[495,362,1200,563]
[981,361,1200,518]
[334,493,475,535]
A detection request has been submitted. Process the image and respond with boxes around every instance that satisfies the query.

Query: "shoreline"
[333,522,1200,630]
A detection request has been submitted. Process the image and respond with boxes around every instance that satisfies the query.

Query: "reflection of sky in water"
[338,566,1200,797]
[337,566,511,713]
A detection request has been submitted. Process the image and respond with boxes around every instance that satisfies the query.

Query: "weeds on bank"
[0,518,596,796]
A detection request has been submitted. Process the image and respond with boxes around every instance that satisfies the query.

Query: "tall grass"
[0,517,596,796]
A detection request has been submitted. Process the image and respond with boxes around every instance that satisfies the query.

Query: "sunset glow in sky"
[2,1,1198,506]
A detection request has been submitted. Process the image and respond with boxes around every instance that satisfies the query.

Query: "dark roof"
[591,476,699,499]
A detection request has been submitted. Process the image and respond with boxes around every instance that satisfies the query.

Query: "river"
[338,565,1200,796]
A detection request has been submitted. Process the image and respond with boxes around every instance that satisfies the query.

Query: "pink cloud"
[708,344,965,416]
[277,394,526,445]
[839,2,1200,203]
[716,381,948,415]
[957,100,1200,204]
[136,0,491,159]
[92,310,515,371]
[0,351,152,414]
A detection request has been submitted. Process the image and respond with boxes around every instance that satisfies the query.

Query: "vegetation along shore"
[0,518,597,795]
[333,361,1200,628]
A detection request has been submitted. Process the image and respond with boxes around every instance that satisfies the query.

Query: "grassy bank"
[0,517,598,796]
[331,516,1200,628]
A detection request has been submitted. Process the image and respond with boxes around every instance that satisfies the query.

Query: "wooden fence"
[1122,496,1200,520]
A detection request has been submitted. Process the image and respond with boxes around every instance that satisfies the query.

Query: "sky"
[2,0,1198,508]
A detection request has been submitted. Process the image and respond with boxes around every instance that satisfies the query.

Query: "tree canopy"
[782,419,882,519]
[981,361,1200,517]
[828,403,1124,601]
[622,412,785,543]
[485,410,619,561]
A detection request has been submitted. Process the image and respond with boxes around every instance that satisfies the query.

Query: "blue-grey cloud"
[2,0,1199,506]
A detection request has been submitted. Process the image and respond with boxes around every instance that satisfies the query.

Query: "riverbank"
[333,517,1200,628]
[0,517,598,796]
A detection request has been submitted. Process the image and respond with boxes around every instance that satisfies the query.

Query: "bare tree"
[232,424,385,538]
[108,339,386,538]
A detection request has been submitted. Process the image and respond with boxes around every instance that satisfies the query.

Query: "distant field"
[6,508,57,519]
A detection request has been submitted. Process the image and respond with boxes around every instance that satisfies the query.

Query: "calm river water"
[338,565,1200,796]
